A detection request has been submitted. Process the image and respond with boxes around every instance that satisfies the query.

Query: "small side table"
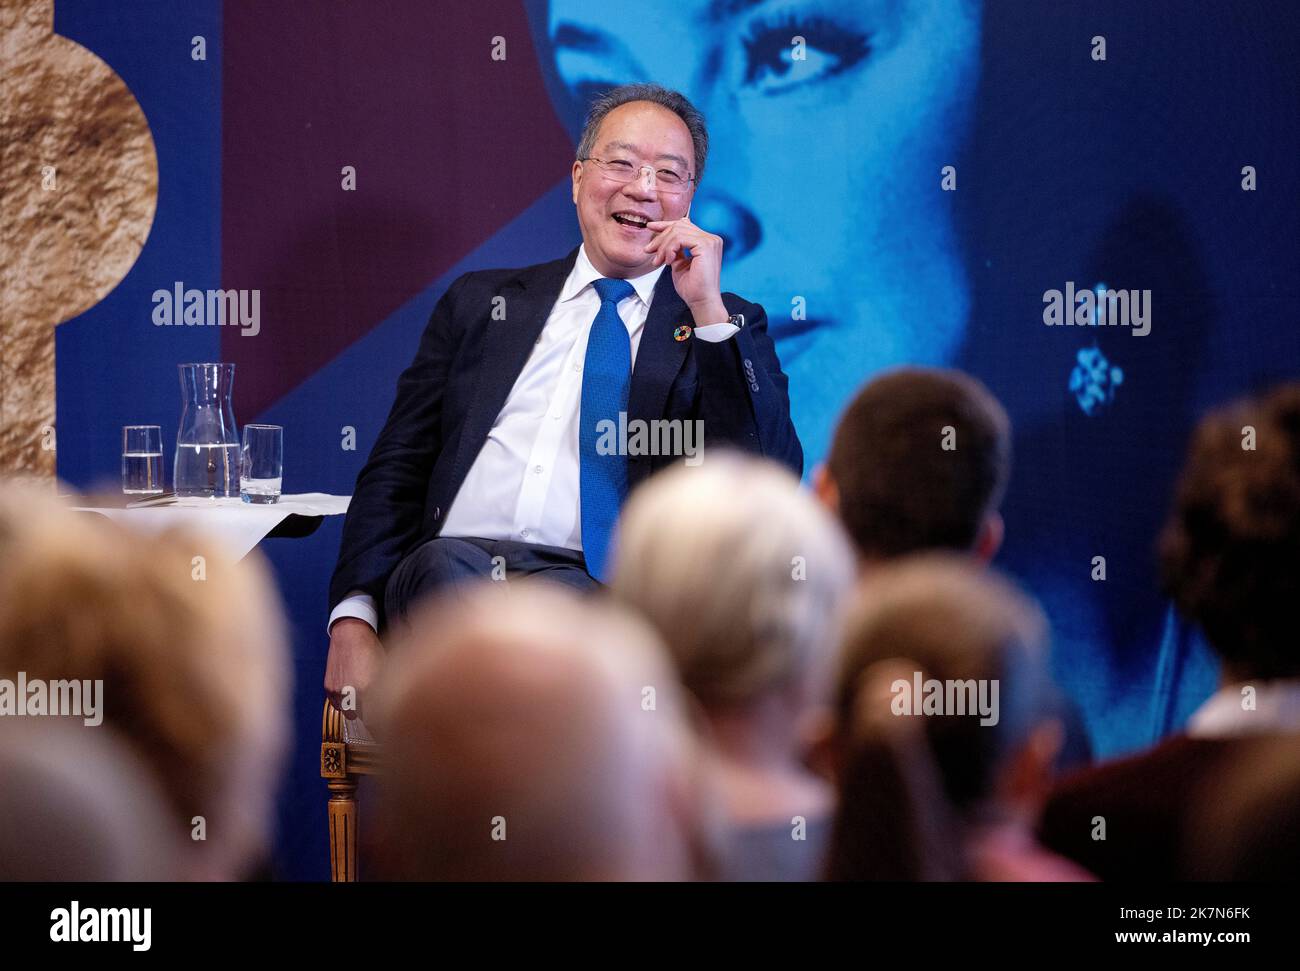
[74,492,351,558]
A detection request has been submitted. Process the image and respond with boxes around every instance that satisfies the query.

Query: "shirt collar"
[1187,677,1300,737]
[560,244,665,308]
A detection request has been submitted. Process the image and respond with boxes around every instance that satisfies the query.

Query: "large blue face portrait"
[534,0,984,465]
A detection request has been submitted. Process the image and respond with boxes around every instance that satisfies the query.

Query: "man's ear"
[812,464,840,515]
[571,160,584,205]
[973,510,1004,564]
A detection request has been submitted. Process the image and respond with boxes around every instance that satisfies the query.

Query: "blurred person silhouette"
[1186,735,1300,881]
[611,453,856,880]
[1041,383,1300,880]
[372,583,717,881]
[814,367,1011,568]
[0,481,290,880]
[821,556,1092,881]
[0,720,181,880]
[814,367,1091,771]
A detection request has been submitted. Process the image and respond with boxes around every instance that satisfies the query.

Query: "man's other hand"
[325,618,383,720]
[644,216,728,324]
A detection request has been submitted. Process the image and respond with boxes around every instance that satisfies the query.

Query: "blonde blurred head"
[610,454,856,877]
[373,581,717,880]
[611,452,856,710]
[0,480,290,880]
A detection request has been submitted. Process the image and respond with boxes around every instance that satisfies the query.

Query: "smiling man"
[325,84,801,715]
[535,0,981,467]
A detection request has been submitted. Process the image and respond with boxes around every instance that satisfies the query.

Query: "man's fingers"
[647,229,675,264]
[326,686,362,720]
[644,219,695,252]
[325,630,380,722]
[644,224,675,253]
[654,238,682,267]
[649,228,712,264]
[651,226,701,266]
[645,216,697,231]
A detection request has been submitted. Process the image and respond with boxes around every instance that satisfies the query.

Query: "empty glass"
[240,424,283,504]
[121,425,164,495]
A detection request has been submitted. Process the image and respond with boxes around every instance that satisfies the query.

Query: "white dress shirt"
[330,245,738,632]
[1186,677,1300,737]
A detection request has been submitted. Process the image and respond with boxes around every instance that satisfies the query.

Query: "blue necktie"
[580,277,636,581]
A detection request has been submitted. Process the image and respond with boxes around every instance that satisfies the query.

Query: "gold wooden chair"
[320,700,381,882]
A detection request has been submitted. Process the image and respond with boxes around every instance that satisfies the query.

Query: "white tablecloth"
[75,493,351,559]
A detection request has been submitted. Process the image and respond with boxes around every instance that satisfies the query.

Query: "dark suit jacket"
[1037,733,1288,881]
[330,248,802,624]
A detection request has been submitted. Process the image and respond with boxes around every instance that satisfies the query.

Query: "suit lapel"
[629,270,691,422]
[451,248,578,487]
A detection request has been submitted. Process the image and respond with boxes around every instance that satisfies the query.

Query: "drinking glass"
[121,425,164,495]
[240,424,283,504]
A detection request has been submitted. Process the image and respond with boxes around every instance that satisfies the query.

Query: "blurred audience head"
[817,367,1011,565]
[610,453,856,880]
[612,452,855,714]
[0,720,181,880]
[0,480,290,880]
[373,583,713,881]
[824,556,1066,880]
[1160,382,1300,682]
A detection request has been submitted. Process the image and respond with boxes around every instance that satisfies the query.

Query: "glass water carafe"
[174,363,240,498]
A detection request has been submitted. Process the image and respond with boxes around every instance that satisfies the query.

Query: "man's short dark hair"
[1159,383,1300,680]
[575,83,709,183]
[826,367,1011,560]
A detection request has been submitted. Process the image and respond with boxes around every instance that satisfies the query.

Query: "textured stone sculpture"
[0,0,158,478]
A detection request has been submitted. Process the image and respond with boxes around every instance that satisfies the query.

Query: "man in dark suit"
[325,84,800,715]
[1038,383,1300,880]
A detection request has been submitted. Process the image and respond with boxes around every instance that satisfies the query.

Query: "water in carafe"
[175,442,240,497]
[174,363,240,498]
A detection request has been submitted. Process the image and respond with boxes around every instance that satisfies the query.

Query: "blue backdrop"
[50,1,1300,879]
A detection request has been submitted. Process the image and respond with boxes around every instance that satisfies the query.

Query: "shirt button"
[520,528,530,538]
[533,465,543,475]
[573,362,582,372]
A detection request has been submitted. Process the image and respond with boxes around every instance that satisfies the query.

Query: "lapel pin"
[673,324,692,342]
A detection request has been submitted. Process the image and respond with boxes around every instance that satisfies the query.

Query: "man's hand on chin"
[644,216,729,325]
[325,617,384,720]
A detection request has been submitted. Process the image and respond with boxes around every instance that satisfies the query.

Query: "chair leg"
[322,699,358,882]
[327,777,358,882]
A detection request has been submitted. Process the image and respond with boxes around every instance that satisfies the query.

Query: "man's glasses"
[580,156,695,196]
